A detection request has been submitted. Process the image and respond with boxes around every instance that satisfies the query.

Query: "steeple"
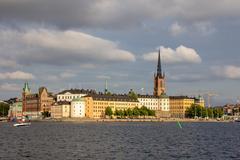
[104,80,108,94]
[157,49,163,77]
[23,82,31,93]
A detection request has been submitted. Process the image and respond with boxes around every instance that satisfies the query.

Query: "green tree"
[105,107,113,116]
[0,102,10,117]
[41,111,51,118]
[128,89,138,100]
[126,108,133,117]
[133,107,140,117]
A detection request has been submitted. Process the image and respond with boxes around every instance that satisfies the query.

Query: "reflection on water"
[0,122,240,160]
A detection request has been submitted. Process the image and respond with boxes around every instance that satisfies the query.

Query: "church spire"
[157,49,163,77]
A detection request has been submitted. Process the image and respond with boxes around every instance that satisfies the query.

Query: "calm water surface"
[0,122,239,160]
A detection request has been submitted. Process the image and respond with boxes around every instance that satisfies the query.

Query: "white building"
[57,89,96,102]
[71,98,85,118]
[137,94,169,111]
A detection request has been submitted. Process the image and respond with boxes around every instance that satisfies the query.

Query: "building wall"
[85,97,139,119]
[137,97,169,111]
[170,97,195,118]
[51,105,62,119]
[57,93,87,102]
[39,88,54,112]
[62,104,70,118]
[8,101,22,118]
[71,100,85,118]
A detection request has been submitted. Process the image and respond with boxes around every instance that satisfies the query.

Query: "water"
[0,122,240,160]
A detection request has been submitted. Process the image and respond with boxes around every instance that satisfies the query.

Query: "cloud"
[0,83,20,91]
[44,72,77,81]
[0,0,239,29]
[168,73,206,82]
[211,65,240,79]
[169,22,186,36]
[96,75,111,79]
[193,21,216,35]
[0,71,35,80]
[0,27,135,67]
[143,45,202,64]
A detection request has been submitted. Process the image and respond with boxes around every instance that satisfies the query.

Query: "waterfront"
[0,122,240,160]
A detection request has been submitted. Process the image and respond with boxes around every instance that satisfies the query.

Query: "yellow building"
[194,96,205,107]
[170,96,195,118]
[85,94,139,118]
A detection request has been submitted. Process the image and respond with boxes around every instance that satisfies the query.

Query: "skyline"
[0,0,240,105]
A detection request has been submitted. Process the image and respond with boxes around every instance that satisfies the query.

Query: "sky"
[0,0,240,105]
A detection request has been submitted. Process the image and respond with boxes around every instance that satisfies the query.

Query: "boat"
[13,116,31,127]
[13,122,31,127]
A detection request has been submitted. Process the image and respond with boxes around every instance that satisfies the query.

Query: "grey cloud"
[0,27,135,67]
[0,0,240,29]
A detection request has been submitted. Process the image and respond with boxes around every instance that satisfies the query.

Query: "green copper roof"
[23,82,31,93]
[72,97,85,102]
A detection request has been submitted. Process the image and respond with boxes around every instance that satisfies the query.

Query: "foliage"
[41,111,51,118]
[114,106,155,118]
[128,89,138,100]
[185,104,223,118]
[105,107,113,116]
[0,102,10,117]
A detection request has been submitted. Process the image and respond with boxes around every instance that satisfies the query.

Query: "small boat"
[13,122,31,127]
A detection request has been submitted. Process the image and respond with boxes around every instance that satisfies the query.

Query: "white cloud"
[0,27,136,67]
[211,65,240,79]
[169,22,186,36]
[0,71,35,80]
[143,45,201,64]
[0,83,20,91]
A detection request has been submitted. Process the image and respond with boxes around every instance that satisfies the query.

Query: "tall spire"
[104,79,108,94]
[157,49,162,76]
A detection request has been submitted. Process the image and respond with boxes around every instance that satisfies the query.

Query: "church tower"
[153,50,166,96]
[22,82,31,113]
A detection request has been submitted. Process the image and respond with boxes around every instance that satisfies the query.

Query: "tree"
[133,107,140,117]
[105,107,113,116]
[128,89,138,100]
[42,111,51,118]
[0,102,10,117]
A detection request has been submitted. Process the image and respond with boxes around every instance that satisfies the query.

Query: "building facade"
[22,83,54,118]
[169,96,195,118]
[138,94,170,118]
[71,98,85,118]
[57,89,96,102]
[85,94,139,119]
[51,101,71,119]
[8,100,22,119]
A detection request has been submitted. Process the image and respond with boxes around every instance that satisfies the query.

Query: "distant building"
[71,98,85,118]
[8,99,22,119]
[51,101,71,119]
[22,82,54,118]
[137,94,170,118]
[85,94,139,118]
[57,89,96,102]
[194,95,205,107]
[169,96,195,118]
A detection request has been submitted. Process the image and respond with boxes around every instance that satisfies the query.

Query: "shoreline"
[49,118,231,123]
[1,118,232,123]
